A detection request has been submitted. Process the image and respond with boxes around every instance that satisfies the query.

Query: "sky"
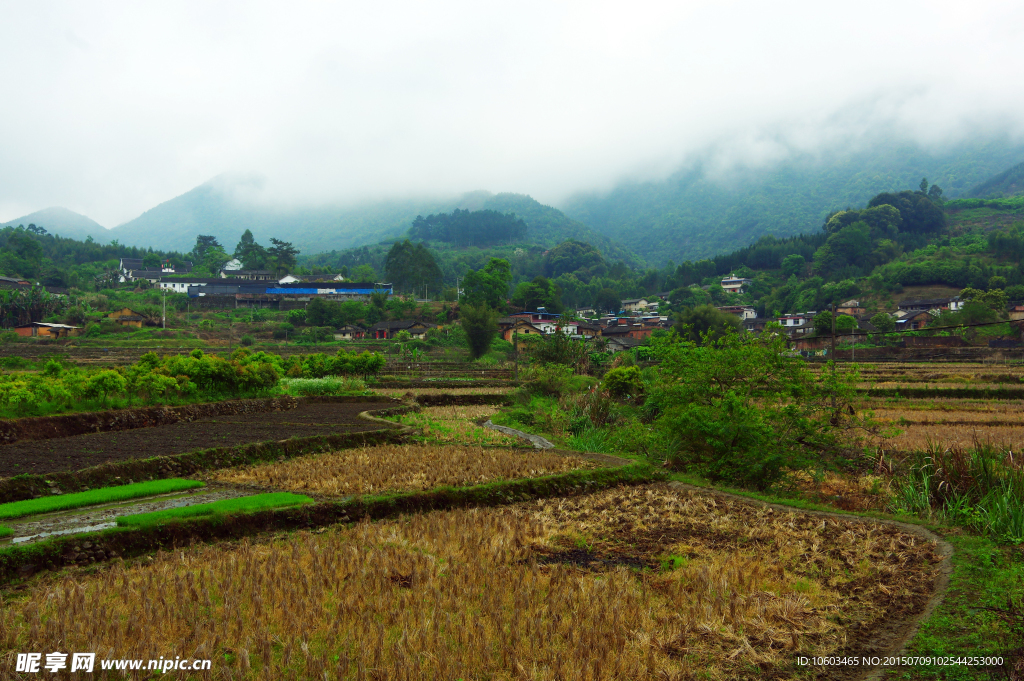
[2,0,1024,228]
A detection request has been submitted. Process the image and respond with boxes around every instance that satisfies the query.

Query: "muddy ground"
[1,484,250,546]
[0,401,388,479]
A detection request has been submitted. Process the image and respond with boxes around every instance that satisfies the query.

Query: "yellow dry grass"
[878,423,1024,452]
[208,444,594,496]
[867,407,1024,425]
[387,405,522,446]
[0,485,938,680]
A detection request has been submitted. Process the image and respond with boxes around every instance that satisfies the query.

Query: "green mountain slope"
[107,178,638,264]
[967,160,1024,198]
[1,207,108,243]
[561,139,1024,266]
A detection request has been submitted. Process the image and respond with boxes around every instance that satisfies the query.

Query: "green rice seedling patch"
[115,492,313,528]
[0,479,206,520]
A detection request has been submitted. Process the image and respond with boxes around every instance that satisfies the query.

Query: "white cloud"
[1,0,1023,226]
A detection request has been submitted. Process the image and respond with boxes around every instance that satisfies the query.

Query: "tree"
[813,310,833,336]
[988,275,1007,291]
[142,252,162,269]
[835,314,857,333]
[511,276,563,312]
[234,229,268,270]
[409,209,526,246]
[461,258,512,309]
[192,235,222,262]
[868,191,946,234]
[781,254,805,278]
[595,288,622,314]
[544,240,607,281]
[870,313,895,333]
[959,287,1008,315]
[268,238,299,275]
[674,304,742,343]
[460,303,498,359]
[384,240,443,293]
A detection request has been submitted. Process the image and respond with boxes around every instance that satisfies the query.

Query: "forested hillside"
[1,207,107,243]
[561,139,1024,265]
[968,160,1024,198]
[104,178,637,264]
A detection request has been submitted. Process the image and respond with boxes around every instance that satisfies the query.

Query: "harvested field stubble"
[0,485,940,680]
[877,423,1024,452]
[208,444,594,495]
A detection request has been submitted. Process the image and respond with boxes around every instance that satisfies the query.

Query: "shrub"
[287,309,307,325]
[603,366,643,398]
[653,329,859,490]
[524,364,575,396]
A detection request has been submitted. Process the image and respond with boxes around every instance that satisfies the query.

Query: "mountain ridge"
[1,206,108,243]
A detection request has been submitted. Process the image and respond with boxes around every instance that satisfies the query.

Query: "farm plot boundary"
[0,408,415,505]
[0,461,653,584]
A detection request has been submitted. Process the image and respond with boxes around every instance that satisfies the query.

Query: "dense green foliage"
[116,492,313,528]
[459,304,499,360]
[563,140,1024,264]
[460,258,513,309]
[652,330,858,489]
[0,347,383,418]
[0,224,186,288]
[409,209,526,246]
[384,240,443,294]
[967,159,1024,198]
[0,479,205,520]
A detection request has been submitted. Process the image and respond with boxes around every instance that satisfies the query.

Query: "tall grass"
[280,376,367,396]
[0,479,205,520]
[891,443,1024,543]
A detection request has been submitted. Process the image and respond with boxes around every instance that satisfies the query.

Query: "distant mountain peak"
[1,206,107,242]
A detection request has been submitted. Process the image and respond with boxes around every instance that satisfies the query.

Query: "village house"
[716,305,757,319]
[575,307,596,318]
[14,322,79,338]
[897,297,962,312]
[367,319,435,340]
[107,308,150,328]
[221,269,275,281]
[333,325,366,341]
[621,298,649,312]
[720,275,753,294]
[605,336,642,354]
[836,299,865,316]
[502,319,546,348]
[895,310,934,331]
[776,312,815,336]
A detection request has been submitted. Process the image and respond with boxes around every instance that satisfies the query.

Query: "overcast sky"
[2,0,1023,228]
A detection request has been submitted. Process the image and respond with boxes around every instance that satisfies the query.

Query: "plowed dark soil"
[0,402,387,479]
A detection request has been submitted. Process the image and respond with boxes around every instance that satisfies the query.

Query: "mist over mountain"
[1,206,107,243]
[106,178,637,263]
[560,138,1024,266]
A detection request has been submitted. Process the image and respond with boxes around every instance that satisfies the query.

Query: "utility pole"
[830,303,836,361]
[162,288,166,329]
[514,324,519,381]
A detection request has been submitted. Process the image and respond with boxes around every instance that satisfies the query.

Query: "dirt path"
[667,481,953,681]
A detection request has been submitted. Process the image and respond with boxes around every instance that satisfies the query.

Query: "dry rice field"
[207,443,594,496]
[0,485,939,680]
[859,395,1024,452]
